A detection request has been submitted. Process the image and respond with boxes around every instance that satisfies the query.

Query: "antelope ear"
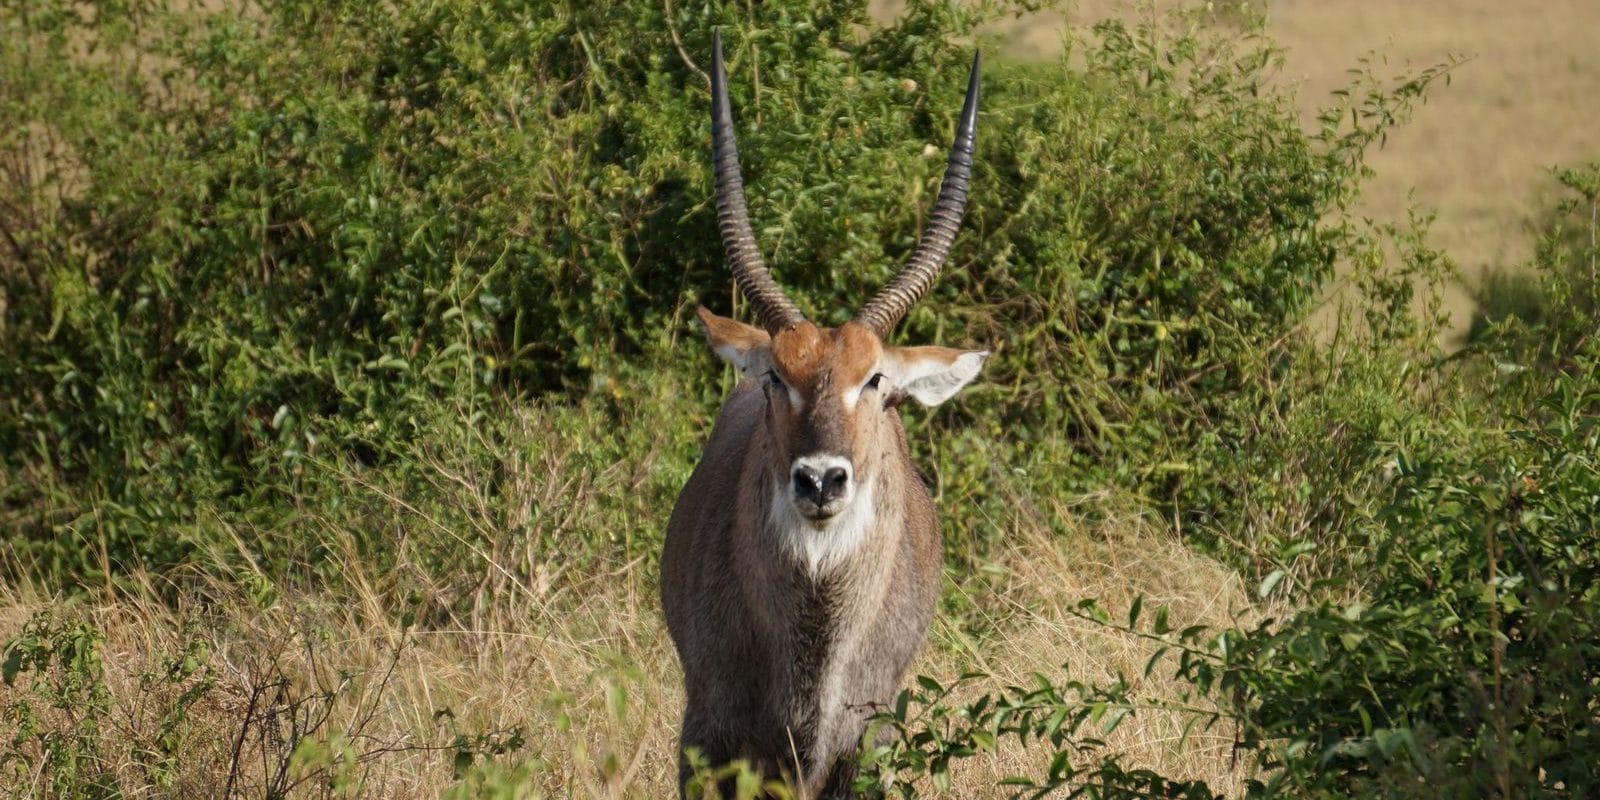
[882,346,988,407]
[696,306,772,375]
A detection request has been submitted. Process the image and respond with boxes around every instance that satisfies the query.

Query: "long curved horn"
[711,30,804,333]
[854,51,980,337]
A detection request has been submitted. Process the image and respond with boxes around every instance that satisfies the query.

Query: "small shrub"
[1468,163,1600,377]
[1,612,115,798]
[857,667,1224,799]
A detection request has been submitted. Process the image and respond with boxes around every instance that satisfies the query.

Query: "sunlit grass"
[0,403,1254,797]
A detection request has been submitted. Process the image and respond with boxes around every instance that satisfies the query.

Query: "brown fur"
[770,322,880,397]
[661,312,956,798]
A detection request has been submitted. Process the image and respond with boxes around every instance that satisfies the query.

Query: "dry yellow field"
[1269,0,1599,339]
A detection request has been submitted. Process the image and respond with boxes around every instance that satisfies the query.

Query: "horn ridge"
[855,50,981,337]
[711,30,804,333]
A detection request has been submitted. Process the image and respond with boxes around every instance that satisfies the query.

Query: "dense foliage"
[855,169,1600,797]
[3,0,1598,797]
[1,0,1430,578]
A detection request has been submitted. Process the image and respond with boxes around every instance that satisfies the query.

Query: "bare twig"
[222,679,267,798]
[663,0,709,89]
[743,0,762,122]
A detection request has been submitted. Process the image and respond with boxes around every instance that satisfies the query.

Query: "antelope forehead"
[767,329,822,395]
[769,323,882,395]
[831,331,884,410]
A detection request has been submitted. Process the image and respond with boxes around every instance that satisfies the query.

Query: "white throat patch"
[769,479,877,576]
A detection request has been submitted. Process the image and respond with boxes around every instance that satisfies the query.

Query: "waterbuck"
[660,33,985,798]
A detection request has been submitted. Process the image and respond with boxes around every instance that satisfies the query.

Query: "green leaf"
[1257,568,1286,598]
[1,646,24,686]
[1100,706,1130,735]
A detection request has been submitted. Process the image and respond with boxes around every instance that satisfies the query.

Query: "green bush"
[0,0,1446,582]
[859,349,1600,797]
[1197,361,1600,796]
[852,164,1599,794]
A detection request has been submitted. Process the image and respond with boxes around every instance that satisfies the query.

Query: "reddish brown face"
[698,308,989,525]
[762,321,889,520]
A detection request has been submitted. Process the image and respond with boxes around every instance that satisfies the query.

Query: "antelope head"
[697,32,987,541]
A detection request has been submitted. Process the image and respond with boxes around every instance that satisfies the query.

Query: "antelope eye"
[765,370,786,392]
[865,373,885,391]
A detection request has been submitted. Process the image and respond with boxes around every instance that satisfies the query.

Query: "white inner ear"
[712,342,771,376]
[888,350,988,407]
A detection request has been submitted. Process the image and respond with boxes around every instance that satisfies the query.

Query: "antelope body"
[661,34,986,798]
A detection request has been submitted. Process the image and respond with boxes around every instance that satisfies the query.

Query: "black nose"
[793,465,850,506]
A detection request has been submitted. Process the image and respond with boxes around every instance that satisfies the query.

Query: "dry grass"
[0,415,1255,798]
[932,501,1257,794]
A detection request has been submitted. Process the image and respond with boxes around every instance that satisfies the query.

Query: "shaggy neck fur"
[736,432,911,786]
[767,475,880,576]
